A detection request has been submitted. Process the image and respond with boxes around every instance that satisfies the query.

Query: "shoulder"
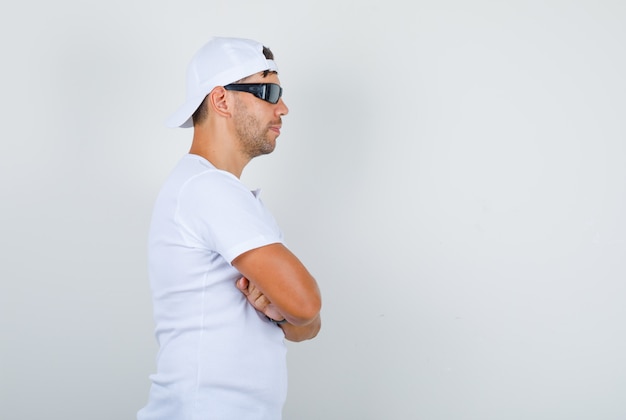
[171,155,248,197]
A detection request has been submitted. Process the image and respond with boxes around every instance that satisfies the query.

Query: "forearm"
[233,244,321,324]
[279,314,321,342]
[237,276,322,341]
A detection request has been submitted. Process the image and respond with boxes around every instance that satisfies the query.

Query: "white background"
[2,1,625,419]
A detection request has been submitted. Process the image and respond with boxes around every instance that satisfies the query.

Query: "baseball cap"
[166,36,279,128]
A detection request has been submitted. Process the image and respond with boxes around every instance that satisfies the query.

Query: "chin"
[261,140,277,154]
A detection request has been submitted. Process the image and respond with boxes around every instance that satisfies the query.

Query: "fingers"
[237,276,272,311]
[237,276,262,301]
[237,277,283,318]
[236,276,249,293]
[253,293,270,310]
[247,282,268,308]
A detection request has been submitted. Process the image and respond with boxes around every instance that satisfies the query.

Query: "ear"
[208,86,231,117]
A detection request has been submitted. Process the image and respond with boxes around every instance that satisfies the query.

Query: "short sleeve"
[174,170,283,263]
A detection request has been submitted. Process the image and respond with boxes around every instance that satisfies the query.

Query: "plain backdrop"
[2,1,625,419]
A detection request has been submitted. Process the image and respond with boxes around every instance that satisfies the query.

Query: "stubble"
[233,97,276,159]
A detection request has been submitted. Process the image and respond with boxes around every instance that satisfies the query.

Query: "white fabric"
[138,154,287,420]
[166,37,279,129]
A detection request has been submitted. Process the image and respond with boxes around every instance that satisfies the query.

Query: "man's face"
[230,72,289,159]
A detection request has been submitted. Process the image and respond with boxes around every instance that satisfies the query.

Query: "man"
[137,37,322,420]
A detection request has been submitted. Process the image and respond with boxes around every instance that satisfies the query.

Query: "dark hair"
[192,46,276,126]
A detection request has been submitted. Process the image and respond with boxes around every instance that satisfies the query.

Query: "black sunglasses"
[223,83,283,104]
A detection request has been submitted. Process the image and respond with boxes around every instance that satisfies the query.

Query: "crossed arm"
[232,243,322,342]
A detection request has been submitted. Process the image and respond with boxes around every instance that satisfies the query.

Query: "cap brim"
[165,94,206,128]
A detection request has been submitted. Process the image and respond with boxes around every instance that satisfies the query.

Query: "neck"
[189,124,250,179]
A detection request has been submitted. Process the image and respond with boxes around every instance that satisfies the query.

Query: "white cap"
[166,36,279,128]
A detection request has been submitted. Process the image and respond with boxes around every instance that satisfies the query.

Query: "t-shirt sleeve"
[174,171,283,263]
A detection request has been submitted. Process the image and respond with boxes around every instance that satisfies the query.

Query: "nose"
[276,98,289,116]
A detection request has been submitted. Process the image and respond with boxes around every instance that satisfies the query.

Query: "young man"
[137,37,322,420]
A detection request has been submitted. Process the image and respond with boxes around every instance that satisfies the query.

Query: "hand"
[236,277,286,322]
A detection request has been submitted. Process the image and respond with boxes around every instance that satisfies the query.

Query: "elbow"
[287,316,321,342]
[284,296,322,326]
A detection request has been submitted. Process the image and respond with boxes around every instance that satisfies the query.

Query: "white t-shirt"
[138,154,287,420]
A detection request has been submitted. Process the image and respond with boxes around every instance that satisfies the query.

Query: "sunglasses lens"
[225,83,282,104]
[265,84,282,104]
